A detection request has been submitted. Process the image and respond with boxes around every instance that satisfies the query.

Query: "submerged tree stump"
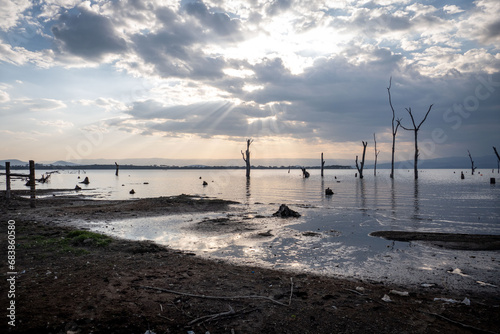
[273,204,301,218]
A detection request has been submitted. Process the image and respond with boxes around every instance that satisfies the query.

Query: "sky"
[0,0,499,165]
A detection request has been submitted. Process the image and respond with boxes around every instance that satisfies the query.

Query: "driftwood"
[138,285,290,307]
[422,311,497,334]
[188,305,258,326]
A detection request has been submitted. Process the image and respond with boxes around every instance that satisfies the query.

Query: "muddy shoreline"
[1,190,499,333]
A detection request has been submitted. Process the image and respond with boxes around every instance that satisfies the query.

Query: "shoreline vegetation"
[1,190,499,333]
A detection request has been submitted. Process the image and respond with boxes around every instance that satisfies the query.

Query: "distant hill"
[0,159,28,167]
[49,160,79,166]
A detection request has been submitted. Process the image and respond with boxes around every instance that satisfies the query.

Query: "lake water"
[5,168,500,292]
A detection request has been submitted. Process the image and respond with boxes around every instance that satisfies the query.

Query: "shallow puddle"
[77,203,500,294]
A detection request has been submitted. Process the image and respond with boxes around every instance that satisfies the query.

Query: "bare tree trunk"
[387,78,401,179]
[373,133,380,176]
[355,141,367,179]
[414,130,419,179]
[468,150,477,175]
[494,146,500,173]
[241,139,253,178]
[399,104,433,180]
[115,162,119,176]
[321,153,325,177]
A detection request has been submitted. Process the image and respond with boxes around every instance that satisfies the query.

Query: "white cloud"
[0,0,32,30]
[456,0,500,45]
[77,98,128,112]
[0,0,499,160]
[0,90,10,103]
[39,119,74,128]
[443,5,464,15]
[22,98,67,111]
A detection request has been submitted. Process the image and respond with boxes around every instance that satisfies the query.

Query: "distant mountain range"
[367,154,498,170]
[0,159,27,166]
[1,155,498,169]
[0,159,78,167]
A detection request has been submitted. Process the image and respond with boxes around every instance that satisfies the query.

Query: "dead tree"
[241,138,253,178]
[398,104,434,180]
[387,77,402,179]
[355,141,368,179]
[321,153,325,177]
[373,133,380,176]
[301,167,310,178]
[494,146,500,173]
[115,162,119,176]
[467,150,477,175]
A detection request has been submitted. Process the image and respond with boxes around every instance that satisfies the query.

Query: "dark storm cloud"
[51,8,127,59]
[347,10,412,36]
[126,0,246,80]
[184,1,242,36]
[485,20,500,41]
[266,0,294,17]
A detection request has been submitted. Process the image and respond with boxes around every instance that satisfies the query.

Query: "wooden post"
[29,160,36,208]
[5,162,11,200]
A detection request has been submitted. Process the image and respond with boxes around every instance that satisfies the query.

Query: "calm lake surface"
[6,168,500,291]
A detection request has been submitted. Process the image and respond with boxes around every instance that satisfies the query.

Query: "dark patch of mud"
[191,216,258,233]
[370,231,500,250]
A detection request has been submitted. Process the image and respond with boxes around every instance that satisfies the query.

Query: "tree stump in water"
[273,204,301,218]
[80,177,90,184]
[325,188,334,195]
[301,168,310,178]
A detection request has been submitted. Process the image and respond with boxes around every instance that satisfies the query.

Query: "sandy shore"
[1,190,499,333]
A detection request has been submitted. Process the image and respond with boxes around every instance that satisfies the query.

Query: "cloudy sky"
[0,0,499,164]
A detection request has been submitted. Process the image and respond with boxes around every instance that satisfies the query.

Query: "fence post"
[29,160,36,208]
[5,162,11,200]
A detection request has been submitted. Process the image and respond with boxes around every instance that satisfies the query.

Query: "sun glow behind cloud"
[0,0,499,163]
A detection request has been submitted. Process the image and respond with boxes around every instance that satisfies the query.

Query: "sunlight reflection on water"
[9,168,499,291]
